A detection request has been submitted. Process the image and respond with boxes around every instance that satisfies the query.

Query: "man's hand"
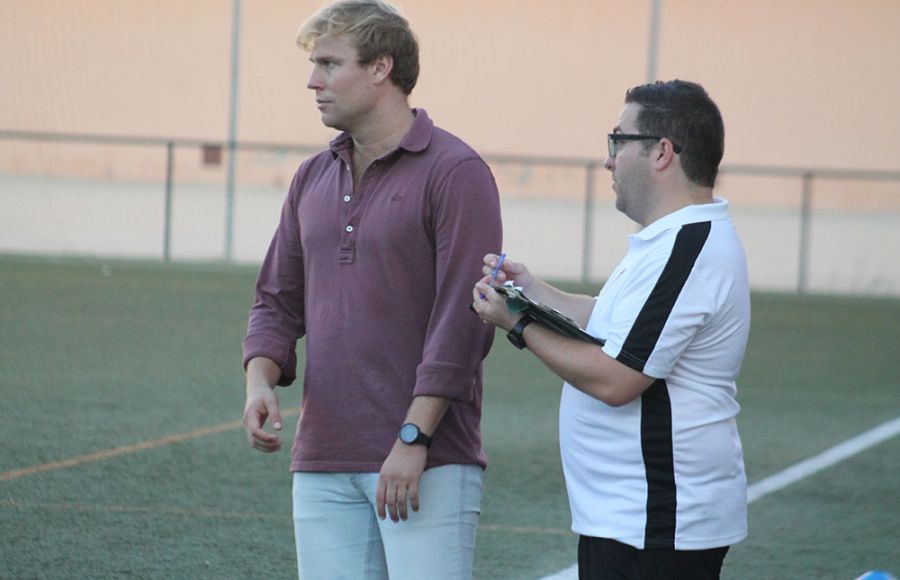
[472,276,523,331]
[482,253,533,291]
[376,440,428,522]
[242,382,283,452]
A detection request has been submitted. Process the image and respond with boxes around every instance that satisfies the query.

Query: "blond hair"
[297,0,419,95]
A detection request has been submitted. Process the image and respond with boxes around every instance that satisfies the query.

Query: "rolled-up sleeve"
[414,157,502,400]
[242,174,306,387]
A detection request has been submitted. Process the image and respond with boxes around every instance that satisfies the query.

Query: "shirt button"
[345,225,354,232]
[343,195,351,202]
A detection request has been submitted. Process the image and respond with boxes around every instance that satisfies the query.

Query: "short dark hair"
[625,80,724,188]
[297,0,419,95]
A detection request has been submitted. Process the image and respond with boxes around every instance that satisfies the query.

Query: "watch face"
[399,423,419,443]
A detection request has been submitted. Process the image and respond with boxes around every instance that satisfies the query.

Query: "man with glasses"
[472,80,749,579]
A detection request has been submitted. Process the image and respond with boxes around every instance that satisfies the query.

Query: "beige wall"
[2,0,899,171]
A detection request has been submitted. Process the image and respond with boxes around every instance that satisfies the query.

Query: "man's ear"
[370,54,394,84]
[654,138,678,171]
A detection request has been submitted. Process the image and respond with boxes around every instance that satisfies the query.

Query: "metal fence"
[2,130,899,296]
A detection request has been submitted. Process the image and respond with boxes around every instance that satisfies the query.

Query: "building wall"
[2,0,899,172]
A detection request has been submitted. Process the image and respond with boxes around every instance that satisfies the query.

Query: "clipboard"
[493,283,605,346]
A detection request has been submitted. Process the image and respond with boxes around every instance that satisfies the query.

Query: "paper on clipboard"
[494,282,605,346]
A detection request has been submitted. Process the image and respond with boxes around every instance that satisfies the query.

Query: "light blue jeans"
[292,464,483,580]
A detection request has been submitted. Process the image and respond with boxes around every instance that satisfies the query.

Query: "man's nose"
[307,69,321,90]
[603,155,615,171]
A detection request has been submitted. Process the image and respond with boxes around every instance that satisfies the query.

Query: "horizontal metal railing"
[2,129,899,293]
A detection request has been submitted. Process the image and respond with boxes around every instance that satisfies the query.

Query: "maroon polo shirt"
[243,109,502,472]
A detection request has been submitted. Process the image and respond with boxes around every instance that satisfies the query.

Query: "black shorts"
[578,536,730,580]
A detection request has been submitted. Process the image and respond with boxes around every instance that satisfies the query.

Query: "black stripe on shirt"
[616,221,712,373]
[641,378,676,549]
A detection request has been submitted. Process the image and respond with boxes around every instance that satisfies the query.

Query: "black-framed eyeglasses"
[607,133,682,158]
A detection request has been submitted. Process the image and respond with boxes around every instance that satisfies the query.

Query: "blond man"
[241,1,501,578]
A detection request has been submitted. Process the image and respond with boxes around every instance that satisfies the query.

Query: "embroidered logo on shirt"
[390,193,404,202]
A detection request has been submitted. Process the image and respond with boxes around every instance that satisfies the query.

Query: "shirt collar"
[397,108,433,153]
[633,197,731,242]
[329,108,433,159]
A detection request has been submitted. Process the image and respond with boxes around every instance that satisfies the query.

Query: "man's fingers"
[250,438,281,452]
[482,253,503,278]
[251,439,281,453]
[387,486,399,522]
[377,446,426,522]
[377,476,405,522]
[474,279,496,297]
[249,425,279,443]
[267,404,283,431]
[376,478,387,519]
[248,426,281,452]
[476,282,498,301]
[396,484,409,521]
[408,482,420,513]
[244,405,282,452]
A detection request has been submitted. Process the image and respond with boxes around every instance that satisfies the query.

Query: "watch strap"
[507,315,534,349]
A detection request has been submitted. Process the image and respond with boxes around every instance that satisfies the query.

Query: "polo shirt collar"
[397,108,433,153]
[328,108,433,159]
[633,197,731,242]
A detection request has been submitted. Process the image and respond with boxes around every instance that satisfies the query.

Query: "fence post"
[798,172,813,294]
[224,0,242,263]
[581,162,596,283]
[163,141,174,262]
[225,142,236,262]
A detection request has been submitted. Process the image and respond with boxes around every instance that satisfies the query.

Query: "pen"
[490,253,506,285]
[477,252,506,301]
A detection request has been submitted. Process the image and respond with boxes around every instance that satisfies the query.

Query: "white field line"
[539,415,900,580]
[745,415,900,502]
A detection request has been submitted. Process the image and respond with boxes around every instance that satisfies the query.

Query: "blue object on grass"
[855,571,897,580]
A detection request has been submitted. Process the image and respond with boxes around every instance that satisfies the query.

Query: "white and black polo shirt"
[560,198,750,550]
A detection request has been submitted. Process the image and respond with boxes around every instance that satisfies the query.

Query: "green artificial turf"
[1,255,898,579]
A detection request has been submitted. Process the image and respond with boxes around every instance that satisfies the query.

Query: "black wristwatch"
[399,423,432,447]
[506,315,534,350]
